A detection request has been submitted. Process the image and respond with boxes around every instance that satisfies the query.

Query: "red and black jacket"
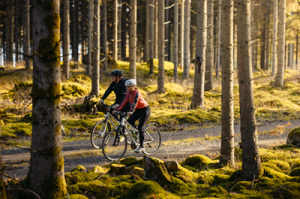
[117,89,148,112]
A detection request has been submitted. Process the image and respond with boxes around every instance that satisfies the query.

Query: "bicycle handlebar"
[114,111,128,117]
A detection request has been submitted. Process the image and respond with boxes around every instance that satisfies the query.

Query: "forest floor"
[3,119,299,180]
[2,62,300,198]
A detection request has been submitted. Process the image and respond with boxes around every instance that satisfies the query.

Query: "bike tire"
[102,129,127,161]
[142,124,161,155]
[91,119,111,149]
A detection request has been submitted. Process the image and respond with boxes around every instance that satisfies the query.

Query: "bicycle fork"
[113,125,123,146]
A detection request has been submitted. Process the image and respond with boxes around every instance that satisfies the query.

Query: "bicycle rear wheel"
[102,129,127,161]
[143,124,161,155]
[91,119,111,149]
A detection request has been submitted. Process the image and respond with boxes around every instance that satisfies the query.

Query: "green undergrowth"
[60,144,300,199]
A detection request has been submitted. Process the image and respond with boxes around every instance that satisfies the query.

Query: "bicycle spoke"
[143,125,161,155]
[91,120,111,149]
[102,130,127,161]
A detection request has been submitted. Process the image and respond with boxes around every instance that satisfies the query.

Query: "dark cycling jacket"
[101,78,130,109]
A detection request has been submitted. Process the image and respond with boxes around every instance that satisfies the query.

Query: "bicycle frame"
[119,117,154,146]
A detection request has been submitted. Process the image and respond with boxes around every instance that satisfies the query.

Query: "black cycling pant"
[127,106,151,148]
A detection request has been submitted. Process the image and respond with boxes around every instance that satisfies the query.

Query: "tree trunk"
[190,28,195,63]
[6,0,13,63]
[74,0,79,65]
[237,0,261,180]
[91,0,100,96]
[275,0,286,87]
[220,0,235,166]
[24,0,30,69]
[191,0,207,109]
[144,0,150,62]
[251,4,256,71]
[216,0,221,78]
[165,0,169,61]
[129,0,137,79]
[29,0,67,198]
[118,1,122,60]
[81,0,85,65]
[205,0,213,91]
[272,0,278,75]
[63,0,70,80]
[157,0,165,93]
[260,1,266,70]
[180,0,185,70]
[121,2,127,59]
[15,1,19,63]
[103,0,108,70]
[87,0,93,74]
[297,32,299,70]
[174,0,179,82]
[265,0,271,71]
[154,0,158,58]
[0,130,7,199]
[113,0,118,60]
[288,43,293,69]
[183,0,190,79]
[149,0,154,74]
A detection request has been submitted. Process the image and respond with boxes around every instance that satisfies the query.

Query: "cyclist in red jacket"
[113,79,151,153]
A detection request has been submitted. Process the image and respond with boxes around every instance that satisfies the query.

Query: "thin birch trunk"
[288,43,293,69]
[63,0,70,80]
[275,0,286,87]
[216,0,221,78]
[157,0,165,93]
[205,0,213,91]
[297,32,299,70]
[272,0,278,75]
[29,0,67,197]
[265,0,271,71]
[149,0,154,75]
[191,0,207,109]
[260,1,266,70]
[118,1,122,60]
[144,0,150,62]
[220,0,235,166]
[113,0,118,60]
[91,0,100,96]
[165,0,169,61]
[174,0,179,82]
[129,0,137,79]
[87,0,92,75]
[183,0,190,79]
[237,0,261,180]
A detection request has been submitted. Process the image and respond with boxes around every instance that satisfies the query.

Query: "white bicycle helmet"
[125,79,136,87]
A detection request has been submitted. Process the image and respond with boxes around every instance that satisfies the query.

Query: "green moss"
[144,157,195,194]
[182,154,213,169]
[119,156,138,166]
[268,160,290,173]
[289,159,300,168]
[232,181,253,192]
[64,194,88,199]
[170,165,199,183]
[260,151,277,162]
[205,185,228,196]
[65,171,99,185]
[262,162,282,172]
[290,168,300,177]
[71,165,86,172]
[198,173,230,185]
[121,181,180,199]
[229,169,241,181]
[273,144,298,151]
[110,164,126,175]
[89,166,108,174]
[263,167,292,180]
[68,175,141,199]
[41,176,67,199]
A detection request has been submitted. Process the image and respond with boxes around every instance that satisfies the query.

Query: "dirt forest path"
[3,119,300,180]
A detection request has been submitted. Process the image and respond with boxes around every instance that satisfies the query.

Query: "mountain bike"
[102,111,161,161]
[90,103,122,149]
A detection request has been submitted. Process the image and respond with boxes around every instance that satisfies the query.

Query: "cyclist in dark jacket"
[99,69,131,112]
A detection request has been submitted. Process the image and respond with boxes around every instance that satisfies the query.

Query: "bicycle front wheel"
[102,129,127,161]
[91,119,111,149]
[143,124,161,155]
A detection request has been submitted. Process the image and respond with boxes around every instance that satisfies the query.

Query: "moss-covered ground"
[6,144,298,198]
[0,62,300,147]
